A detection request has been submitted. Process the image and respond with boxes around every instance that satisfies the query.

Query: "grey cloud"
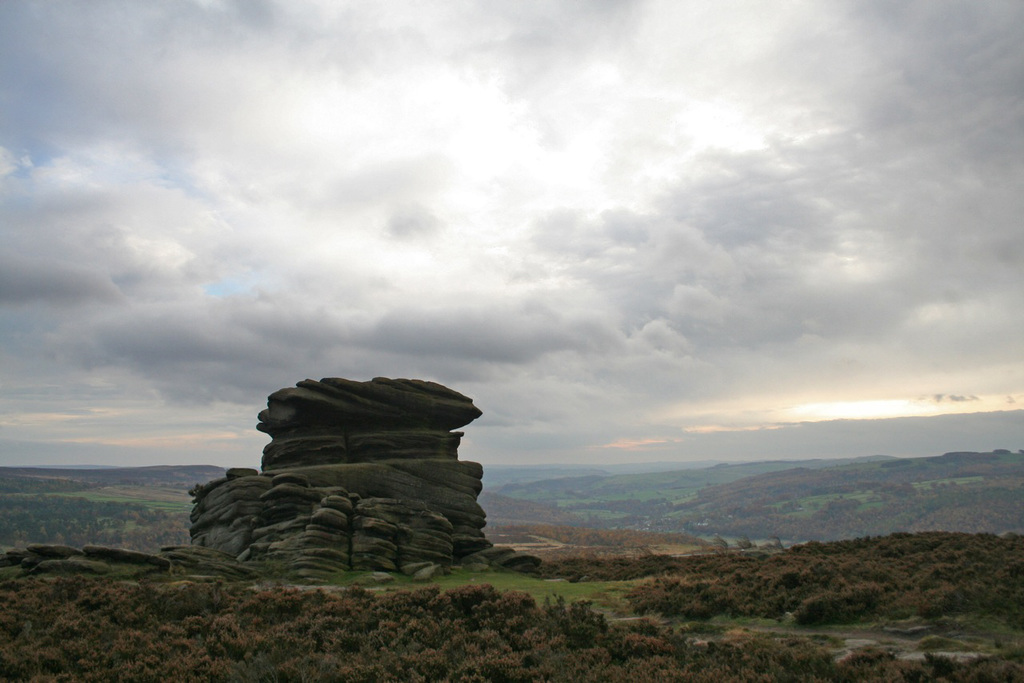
[386,204,441,240]
[46,297,349,403]
[533,209,652,259]
[0,2,360,158]
[307,156,454,215]
[45,292,622,406]
[932,394,980,403]
[363,303,620,364]
[0,187,221,306]
[848,2,1024,165]
[530,101,1022,369]
[0,255,122,306]
[467,0,644,76]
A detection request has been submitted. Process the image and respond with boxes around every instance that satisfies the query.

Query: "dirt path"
[720,622,997,662]
[604,613,1004,662]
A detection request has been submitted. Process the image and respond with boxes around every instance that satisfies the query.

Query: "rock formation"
[189,378,538,580]
[0,543,260,579]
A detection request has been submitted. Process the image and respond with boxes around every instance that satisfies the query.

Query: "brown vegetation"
[538,532,1024,628]
[1,576,1020,681]
[487,523,707,558]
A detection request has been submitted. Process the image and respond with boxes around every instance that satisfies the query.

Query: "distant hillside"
[478,491,582,526]
[486,456,893,527]
[488,452,1024,542]
[667,450,1024,541]
[490,455,893,505]
[0,465,221,551]
[0,465,225,488]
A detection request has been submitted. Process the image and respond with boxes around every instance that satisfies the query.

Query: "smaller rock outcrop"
[0,544,178,577]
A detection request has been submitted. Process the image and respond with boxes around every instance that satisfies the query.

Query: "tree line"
[0,495,189,551]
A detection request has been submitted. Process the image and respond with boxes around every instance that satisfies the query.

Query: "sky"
[1,0,1022,470]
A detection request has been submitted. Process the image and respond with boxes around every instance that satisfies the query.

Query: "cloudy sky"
[1,1,1022,469]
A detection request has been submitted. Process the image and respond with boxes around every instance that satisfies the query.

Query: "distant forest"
[0,477,190,551]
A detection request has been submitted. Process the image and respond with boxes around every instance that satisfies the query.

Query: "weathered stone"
[453,533,494,558]
[351,537,397,556]
[459,546,541,572]
[299,547,349,562]
[19,556,42,570]
[251,517,311,543]
[187,377,538,576]
[309,507,348,530]
[346,431,462,461]
[83,546,172,569]
[301,528,345,544]
[261,483,323,502]
[319,494,353,514]
[0,555,18,568]
[160,546,260,580]
[352,554,397,572]
[412,563,446,581]
[259,503,316,525]
[500,554,542,573]
[352,571,395,585]
[271,472,311,487]
[26,544,84,559]
[226,467,260,479]
[353,516,399,537]
[258,378,481,438]
[189,475,272,551]
[31,558,110,575]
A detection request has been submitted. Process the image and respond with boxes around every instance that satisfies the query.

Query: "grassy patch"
[42,491,191,512]
[918,635,978,652]
[329,568,639,612]
[912,476,985,490]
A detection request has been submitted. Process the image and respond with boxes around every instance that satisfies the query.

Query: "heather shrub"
[608,532,1024,626]
[0,545,1022,681]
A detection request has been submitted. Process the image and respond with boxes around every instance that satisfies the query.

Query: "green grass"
[911,476,985,490]
[562,490,675,503]
[566,509,632,520]
[35,491,191,512]
[328,568,638,612]
[918,636,980,652]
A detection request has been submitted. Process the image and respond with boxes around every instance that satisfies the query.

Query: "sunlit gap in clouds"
[676,101,767,154]
[789,399,933,421]
[649,394,1021,440]
[787,395,1013,422]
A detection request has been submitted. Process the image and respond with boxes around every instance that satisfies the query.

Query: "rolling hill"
[486,451,1024,543]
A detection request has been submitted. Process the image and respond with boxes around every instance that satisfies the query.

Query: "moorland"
[0,452,1021,680]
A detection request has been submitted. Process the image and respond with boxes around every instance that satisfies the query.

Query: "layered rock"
[257,377,482,470]
[0,544,243,578]
[189,378,537,578]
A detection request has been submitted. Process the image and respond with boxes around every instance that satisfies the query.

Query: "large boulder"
[189,377,536,577]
